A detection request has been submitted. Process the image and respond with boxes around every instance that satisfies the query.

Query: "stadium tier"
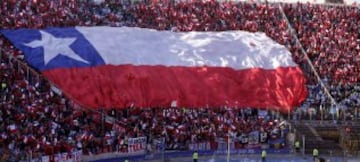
[0,0,359,161]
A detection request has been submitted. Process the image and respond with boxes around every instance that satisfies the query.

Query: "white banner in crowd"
[248,131,260,145]
[31,150,82,162]
[128,137,147,153]
[153,137,166,151]
[189,142,211,151]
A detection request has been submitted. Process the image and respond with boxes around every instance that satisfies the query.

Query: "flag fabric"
[1,26,307,112]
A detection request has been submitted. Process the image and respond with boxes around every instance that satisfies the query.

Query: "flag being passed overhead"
[1,26,307,112]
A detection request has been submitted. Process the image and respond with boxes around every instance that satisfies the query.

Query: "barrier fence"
[92,148,291,162]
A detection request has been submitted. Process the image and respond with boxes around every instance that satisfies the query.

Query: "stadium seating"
[0,0,359,160]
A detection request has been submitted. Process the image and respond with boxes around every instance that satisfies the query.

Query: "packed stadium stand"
[0,0,359,161]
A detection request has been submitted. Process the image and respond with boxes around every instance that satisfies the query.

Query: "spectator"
[0,0,359,160]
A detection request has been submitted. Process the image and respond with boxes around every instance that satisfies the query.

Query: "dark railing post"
[102,107,105,136]
[26,66,30,81]
[17,61,20,73]
[302,135,305,156]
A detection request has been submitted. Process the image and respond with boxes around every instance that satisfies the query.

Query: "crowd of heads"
[0,56,286,159]
[1,56,76,160]
[107,107,286,151]
[283,3,359,85]
[0,0,359,160]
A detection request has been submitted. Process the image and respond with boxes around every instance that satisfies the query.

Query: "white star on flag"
[24,30,89,65]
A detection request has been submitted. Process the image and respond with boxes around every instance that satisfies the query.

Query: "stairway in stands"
[348,124,360,138]
[291,121,343,155]
[342,123,360,152]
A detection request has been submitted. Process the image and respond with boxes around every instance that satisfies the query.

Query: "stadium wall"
[88,148,290,162]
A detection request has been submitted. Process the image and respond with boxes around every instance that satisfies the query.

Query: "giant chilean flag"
[1,27,307,111]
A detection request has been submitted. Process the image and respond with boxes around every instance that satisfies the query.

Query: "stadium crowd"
[283,3,359,85]
[0,0,359,160]
[0,56,286,160]
[1,56,71,160]
[109,107,286,150]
